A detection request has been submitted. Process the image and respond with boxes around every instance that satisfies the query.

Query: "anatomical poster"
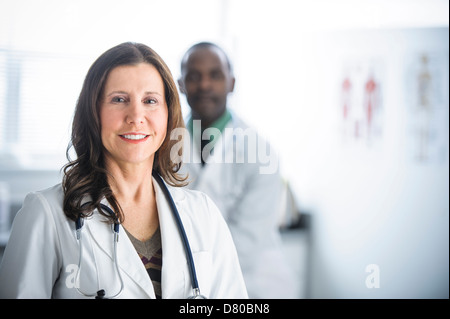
[339,58,385,148]
[404,51,449,164]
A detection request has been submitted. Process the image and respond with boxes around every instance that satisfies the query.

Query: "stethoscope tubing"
[151,171,201,292]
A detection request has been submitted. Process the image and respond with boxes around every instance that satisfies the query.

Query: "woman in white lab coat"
[0,42,247,299]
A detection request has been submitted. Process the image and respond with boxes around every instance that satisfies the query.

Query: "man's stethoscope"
[74,171,206,299]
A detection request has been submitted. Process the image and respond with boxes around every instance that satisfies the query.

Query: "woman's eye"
[144,98,157,104]
[111,96,126,103]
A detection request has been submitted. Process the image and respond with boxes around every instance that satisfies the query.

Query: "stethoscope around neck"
[74,170,206,299]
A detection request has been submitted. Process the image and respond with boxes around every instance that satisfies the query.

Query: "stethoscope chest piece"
[187,288,207,299]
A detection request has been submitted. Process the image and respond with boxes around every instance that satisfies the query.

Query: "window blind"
[0,48,91,169]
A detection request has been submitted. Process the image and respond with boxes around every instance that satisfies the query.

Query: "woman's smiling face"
[99,63,168,168]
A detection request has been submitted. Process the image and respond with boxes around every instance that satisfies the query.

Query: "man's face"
[179,47,235,125]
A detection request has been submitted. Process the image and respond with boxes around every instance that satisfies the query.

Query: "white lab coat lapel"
[84,201,155,298]
[185,119,237,221]
[153,176,188,299]
[186,119,234,188]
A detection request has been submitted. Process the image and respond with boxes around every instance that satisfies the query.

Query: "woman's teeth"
[121,134,147,140]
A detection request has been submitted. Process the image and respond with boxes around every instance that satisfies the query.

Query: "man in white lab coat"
[178,42,298,298]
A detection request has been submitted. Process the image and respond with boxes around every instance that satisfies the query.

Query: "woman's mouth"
[119,134,150,143]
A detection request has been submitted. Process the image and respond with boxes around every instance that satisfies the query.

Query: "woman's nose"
[126,100,145,124]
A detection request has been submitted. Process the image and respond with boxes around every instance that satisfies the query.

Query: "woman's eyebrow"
[106,90,163,97]
[144,91,165,97]
[106,90,128,97]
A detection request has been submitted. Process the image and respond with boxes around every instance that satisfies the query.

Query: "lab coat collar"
[186,118,236,185]
[84,176,187,299]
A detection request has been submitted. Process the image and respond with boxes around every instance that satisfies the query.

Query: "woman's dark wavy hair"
[63,42,186,223]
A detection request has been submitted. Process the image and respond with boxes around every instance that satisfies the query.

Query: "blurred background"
[0,0,448,298]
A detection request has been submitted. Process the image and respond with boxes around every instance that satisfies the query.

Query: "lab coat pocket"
[187,251,212,298]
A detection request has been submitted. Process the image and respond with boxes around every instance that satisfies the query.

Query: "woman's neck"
[105,158,159,241]
[105,158,155,206]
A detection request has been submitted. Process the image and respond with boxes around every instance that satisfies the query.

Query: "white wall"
[305,27,449,298]
[224,1,449,298]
